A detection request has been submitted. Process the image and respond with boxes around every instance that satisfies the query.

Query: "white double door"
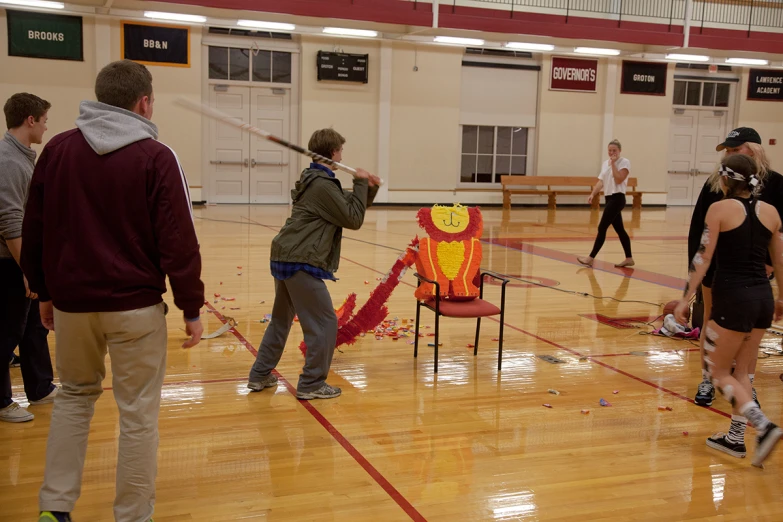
[209,85,292,204]
[667,108,728,206]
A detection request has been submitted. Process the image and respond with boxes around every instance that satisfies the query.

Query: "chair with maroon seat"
[413,271,509,373]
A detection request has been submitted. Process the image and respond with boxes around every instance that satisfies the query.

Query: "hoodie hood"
[292,169,339,203]
[75,100,158,156]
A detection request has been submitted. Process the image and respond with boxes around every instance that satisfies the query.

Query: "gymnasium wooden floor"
[4,204,783,521]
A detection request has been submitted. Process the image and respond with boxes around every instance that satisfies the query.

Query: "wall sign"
[317,51,368,83]
[621,61,667,96]
[121,22,190,67]
[6,9,83,61]
[550,57,597,92]
[747,68,783,101]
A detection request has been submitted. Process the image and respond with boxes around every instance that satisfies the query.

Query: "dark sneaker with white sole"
[247,374,278,391]
[296,383,341,400]
[706,433,746,458]
[752,423,783,468]
[695,380,715,406]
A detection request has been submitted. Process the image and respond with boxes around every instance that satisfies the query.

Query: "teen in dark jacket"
[248,128,379,400]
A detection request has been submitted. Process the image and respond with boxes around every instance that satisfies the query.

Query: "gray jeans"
[249,271,338,393]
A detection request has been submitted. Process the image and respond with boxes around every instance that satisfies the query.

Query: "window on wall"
[673,80,730,107]
[460,125,528,183]
[208,46,292,83]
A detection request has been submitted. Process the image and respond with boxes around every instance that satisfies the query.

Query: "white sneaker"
[29,386,58,405]
[0,402,34,422]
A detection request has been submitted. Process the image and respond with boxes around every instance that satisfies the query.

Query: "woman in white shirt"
[577,139,635,268]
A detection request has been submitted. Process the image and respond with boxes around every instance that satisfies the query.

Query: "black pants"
[0,258,54,407]
[589,193,633,259]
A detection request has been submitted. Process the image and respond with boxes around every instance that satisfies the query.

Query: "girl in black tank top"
[675,154,783,467]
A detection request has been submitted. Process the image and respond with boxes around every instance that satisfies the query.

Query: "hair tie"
[719,165,748,182]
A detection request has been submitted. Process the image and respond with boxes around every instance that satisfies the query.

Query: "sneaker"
[9,354,20,368]
[695,380,715,407]
[30,386,58,405]
[706,433,746,458]
[247,374,278,392]
[753,387,760,408]
[752,423,783,468]
[0,402,33,423]
[296,383,341,400]
[39,513,71,522]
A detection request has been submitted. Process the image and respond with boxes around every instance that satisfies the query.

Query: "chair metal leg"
[434,310,440,374]
[498,313,505,372]
[414,300,421,358]
[474,317,481,356]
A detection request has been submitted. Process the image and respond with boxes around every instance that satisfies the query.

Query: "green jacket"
[270,168,379,273]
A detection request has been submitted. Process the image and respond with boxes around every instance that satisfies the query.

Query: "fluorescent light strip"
[434,36,485,46]
[237,20,295,31]
[505,42,554,52]
[0,0,64,8]
[574,47,620,56]
[323,27,378,37]
[665,53,710,62]
[726,57,769,66]
[144,11,207,23]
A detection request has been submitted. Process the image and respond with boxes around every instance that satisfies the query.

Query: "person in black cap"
[687,126,783,456]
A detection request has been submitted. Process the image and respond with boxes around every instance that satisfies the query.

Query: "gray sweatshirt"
[0,132,36,259]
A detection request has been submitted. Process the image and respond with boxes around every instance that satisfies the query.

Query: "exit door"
[208,85,293,204]
[667,109,728,206]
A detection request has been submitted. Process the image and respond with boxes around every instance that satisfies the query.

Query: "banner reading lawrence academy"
[747,68,783,101]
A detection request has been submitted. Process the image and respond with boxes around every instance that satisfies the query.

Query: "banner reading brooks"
[550,57,597,93]
[7,9,83,61]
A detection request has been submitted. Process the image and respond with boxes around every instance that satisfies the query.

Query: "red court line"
[485,238,687,290]
[491,319,730,419]
[587,348,701,358]
[337,256,730,419]
[204,301,427,522]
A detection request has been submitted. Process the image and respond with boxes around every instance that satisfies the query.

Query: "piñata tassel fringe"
[335,237,419,347]
[300,238,419,356]
[299,293,357,355]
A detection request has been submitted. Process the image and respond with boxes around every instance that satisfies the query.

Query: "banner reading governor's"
[122,22,190,67]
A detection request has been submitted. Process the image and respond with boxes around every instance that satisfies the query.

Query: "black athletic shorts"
[711,284,774,333]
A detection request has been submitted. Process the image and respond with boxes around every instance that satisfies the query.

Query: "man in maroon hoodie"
[21,60,205,522]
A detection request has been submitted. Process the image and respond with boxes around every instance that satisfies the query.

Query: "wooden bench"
[500,176,644,210]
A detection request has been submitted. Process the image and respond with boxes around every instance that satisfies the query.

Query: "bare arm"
[682,205,720,301]
[675,205,720,324]
[590,179,604,198]
[611,161,630,185]
[769,215,783,320]
[6,237,21,265]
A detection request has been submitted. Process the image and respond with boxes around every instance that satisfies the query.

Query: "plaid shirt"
[270,262,336,281]
[270,162,338,282]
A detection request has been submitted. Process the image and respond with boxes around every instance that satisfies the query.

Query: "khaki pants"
[39,303,167,522]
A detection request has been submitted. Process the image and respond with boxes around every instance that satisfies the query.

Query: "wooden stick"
[175,96,366,177]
